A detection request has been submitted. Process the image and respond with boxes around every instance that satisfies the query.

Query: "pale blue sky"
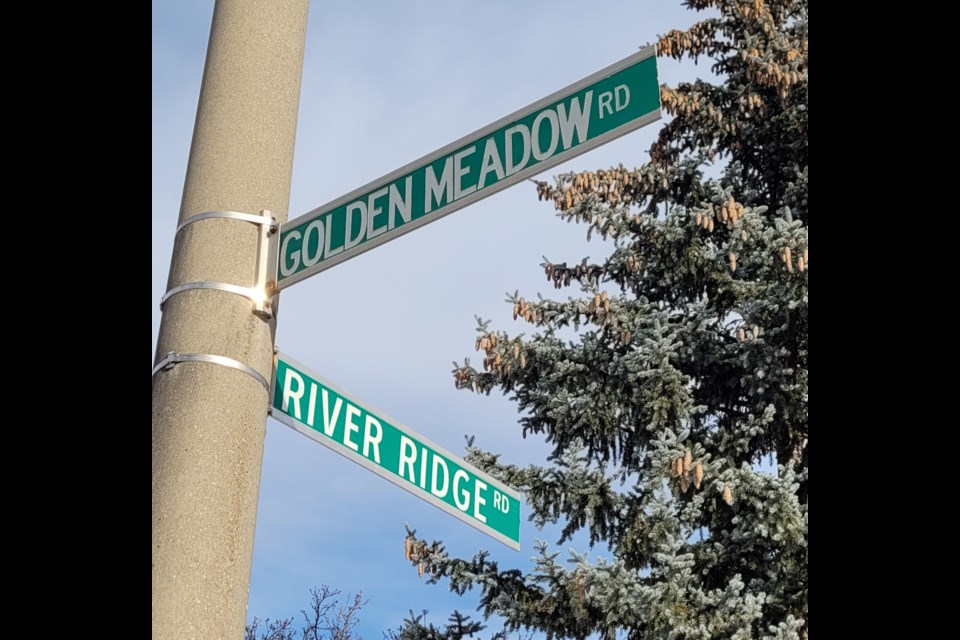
[153,1,704,635]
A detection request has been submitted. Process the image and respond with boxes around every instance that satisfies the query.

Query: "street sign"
[276,45,661,289]
[269,350,522,550]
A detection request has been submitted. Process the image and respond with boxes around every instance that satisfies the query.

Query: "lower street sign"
[269,350,522,550]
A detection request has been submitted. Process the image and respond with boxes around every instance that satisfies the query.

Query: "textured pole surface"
[152,1,309,638]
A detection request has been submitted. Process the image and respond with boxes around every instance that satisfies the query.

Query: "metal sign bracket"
[253,209,280,320]
[162,209,280,319]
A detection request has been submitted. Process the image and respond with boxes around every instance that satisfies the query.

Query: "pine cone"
[723,485,734,505]
[694,463,704,489]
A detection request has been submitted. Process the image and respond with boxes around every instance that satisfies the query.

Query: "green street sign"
[276,46,661,289]
[269,351,522,550]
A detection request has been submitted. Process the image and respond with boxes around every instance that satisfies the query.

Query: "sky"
[153,1,706,636]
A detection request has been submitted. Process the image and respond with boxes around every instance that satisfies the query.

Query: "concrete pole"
[152,1,309,638]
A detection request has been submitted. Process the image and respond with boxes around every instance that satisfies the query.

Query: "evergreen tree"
[400,0,807,638]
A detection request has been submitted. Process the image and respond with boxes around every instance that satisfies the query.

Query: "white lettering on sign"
[493,489,510,513]
[391,434,493,518]
[306,382,318,426]
[344,404,362,452]
[366,187,389,240]
[504,123,529,177]
[363,416,382,463]
[357,176,415,240]
[616,85,630,111]
[473,478,488,523]
[453,146,477,200]
[322,388,342,437]
[431,455,450,497]
[531,109,559,161]
[302,220,324,268]
[453,469,469,511]
[279,230,302,277]
[388,178,413,229]
[282,375,384,462]
[559,91,593,147]
[288,91,599,268]
[425,157,453,214]
[324,215,344,258]
[419,448,428,490]
[598,84,629,119]
[344,202,367,251]
[477,137,505,189]
[399,435,417,482]
[281,368,305,419]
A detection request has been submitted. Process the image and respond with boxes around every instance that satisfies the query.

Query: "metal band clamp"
[152,351,270,392]
[159,281,267,310]
[176,210,278,236]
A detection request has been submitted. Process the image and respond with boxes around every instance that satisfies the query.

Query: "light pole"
[152,1,309,637]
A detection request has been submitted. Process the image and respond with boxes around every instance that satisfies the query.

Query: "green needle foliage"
[400,1,807,638]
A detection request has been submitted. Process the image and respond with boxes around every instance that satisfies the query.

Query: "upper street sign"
[275,45,660,289]
[269,350,522,550]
